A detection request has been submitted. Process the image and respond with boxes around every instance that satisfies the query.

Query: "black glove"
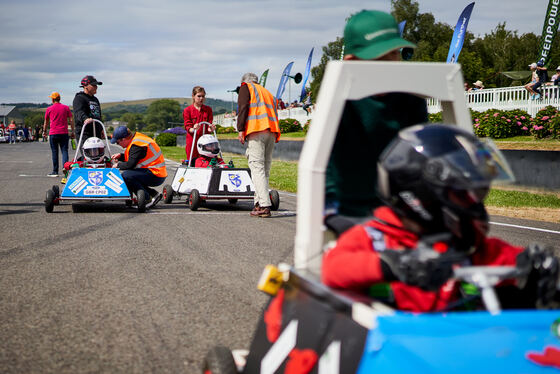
[379,247,463,291]
[228,160,235,168]
[516,244,559,308]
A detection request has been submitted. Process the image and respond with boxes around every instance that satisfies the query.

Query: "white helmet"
[197,134,220,158]
[83,137,105,163]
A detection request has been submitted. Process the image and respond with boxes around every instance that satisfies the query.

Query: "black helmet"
[377,124,514,249]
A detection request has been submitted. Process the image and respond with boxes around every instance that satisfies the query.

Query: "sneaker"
[146,193,163,209]
[47,172,59,177]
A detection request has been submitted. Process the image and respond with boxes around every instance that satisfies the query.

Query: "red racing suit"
[321,206,524,312]
[194,155,226,168]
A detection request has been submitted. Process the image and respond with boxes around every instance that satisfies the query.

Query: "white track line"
[490,221,560,235]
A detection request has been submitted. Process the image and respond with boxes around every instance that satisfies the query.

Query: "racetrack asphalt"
[0,141,558,373]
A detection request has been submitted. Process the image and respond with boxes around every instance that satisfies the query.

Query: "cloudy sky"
[0,0,549,105]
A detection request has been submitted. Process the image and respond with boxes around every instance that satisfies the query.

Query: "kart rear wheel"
[137,190,147,213]
[203,346,238,374]
[269,190,280,211]
[189,189,200,211]
[163,184,173,204]
[45,189,55,213]
[228,198,238,205]
[52,185,60,198]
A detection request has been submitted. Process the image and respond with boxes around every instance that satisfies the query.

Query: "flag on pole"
[259,69,269,87]
[398,20,407,36]
[537,0,560,66]
[446,2,475,63]
[299,48,314,102]
[276,62,294,100]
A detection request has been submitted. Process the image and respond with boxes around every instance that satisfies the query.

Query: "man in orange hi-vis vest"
[110,126,167,209]
[237,73,281,218]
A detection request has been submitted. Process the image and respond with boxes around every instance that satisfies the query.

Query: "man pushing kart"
[322,124,560,312]
[110,126,167,209]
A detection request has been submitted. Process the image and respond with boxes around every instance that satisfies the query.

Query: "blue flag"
[398,20,406,36]
[299,48,314,102]
[276,61,294,100]
[446,2,475,63]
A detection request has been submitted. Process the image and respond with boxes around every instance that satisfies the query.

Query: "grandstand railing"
[214,85,560,127]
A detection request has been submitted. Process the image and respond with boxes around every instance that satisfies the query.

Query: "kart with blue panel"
[201,61,560,374]
[44,120,148,213]
[162,122,280,211]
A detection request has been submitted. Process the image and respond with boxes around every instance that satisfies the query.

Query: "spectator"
[472,80,484,90]
[73,75,103,141]
[302,90,313,115]
[534,61,548,99]
[237,72,281,218]
[8,120,16,144]
[325,10,428,220]
[183,86,214,163]
[525,63,540,98]
[277,99,286,110]
[34,125,41,141]
[464,82,471,92]
[44,92,75,177]
[322,124,559,312]
[110,126,167,209]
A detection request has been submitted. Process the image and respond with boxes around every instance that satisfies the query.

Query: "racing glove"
[379,248,461,291]
[516,244,560,308]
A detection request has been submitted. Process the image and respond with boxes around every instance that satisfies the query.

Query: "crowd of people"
[0,120,39,143]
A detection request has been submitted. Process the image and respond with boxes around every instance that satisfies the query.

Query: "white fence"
[214,85,560,127]
[427,85,560,117]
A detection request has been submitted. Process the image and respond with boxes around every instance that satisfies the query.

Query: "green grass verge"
[162,146,559,207]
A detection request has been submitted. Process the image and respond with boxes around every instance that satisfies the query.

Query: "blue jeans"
[49,134,69,174]
[9,130,15,143]
[121,168,165,198]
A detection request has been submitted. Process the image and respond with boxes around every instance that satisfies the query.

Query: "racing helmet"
[197,134,220,158]
[377,124,514,249]
[83,137,105,163]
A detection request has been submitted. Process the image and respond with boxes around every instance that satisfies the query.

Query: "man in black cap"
[73,75,103,141]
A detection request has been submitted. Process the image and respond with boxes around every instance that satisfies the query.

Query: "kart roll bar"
[73,119,113,163]
[187,121,219,167]
[295,61,472,274]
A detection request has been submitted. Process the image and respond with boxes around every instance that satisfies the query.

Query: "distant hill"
[101,97,234,115]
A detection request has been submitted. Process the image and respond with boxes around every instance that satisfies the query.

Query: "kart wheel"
[269,190,280,211]
[71,204,80,213]
[189,189,200,211]
[163,184,173,204]
[203,346,238,374]
[45,189,55,213]
[52,185,60,198]
[137,190,147,213]
[228,198,238,205]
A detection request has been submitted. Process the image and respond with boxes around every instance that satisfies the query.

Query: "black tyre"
[71,204,80,213]
[189,189,200,211]
[125,200,132,207]
[228,198,238,205]
[137,189,147,213]
[269,190,280,211]
[163,184,173,204]
[45,189,55,213]
[202,346,238,374]
[52,185,60,198]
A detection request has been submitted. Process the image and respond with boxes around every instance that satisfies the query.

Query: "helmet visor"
[426,136,515,188]
[84,147,104,159]
[202,142,220,154]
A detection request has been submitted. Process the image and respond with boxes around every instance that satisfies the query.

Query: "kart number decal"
[84,186,109,196]
[69,176,88,195]
[261,320,298,374]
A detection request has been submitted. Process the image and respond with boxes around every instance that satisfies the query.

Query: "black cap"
[80,75,103,87]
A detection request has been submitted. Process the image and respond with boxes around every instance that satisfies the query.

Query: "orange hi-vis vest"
[244,82,281,142]
[124,132,168,178]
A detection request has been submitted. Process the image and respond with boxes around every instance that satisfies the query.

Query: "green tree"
[144,99,181,131]
[309,37,344,99]
[119,112,143,131]
[24,112,45,128]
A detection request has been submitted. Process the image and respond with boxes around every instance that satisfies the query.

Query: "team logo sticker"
[229,174,242,188]
[88,171,103,186]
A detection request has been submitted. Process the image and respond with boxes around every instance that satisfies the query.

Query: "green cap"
[344,10,416,60]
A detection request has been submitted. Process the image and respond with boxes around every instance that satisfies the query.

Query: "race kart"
[162,122,280,211]
[44,120,146,213]
[202,61,560,373]
[0,128,8,143]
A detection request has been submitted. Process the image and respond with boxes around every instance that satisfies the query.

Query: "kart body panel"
[61,167,130,200]
[170,166,255,199]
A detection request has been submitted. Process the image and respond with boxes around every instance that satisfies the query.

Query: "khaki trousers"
[246,130,276,207]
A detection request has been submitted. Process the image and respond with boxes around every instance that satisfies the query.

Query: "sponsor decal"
[69,177,88,195]
[84,186,108,196]
[229,173,242,188]
[105,179,123,193]
[107,171,124,186]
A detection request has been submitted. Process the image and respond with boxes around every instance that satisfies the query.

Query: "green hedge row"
[215,118,309,134]
[429,106,560,139]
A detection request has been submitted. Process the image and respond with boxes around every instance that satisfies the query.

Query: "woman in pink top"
[43,92,75,176]
[183,86,214,162]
